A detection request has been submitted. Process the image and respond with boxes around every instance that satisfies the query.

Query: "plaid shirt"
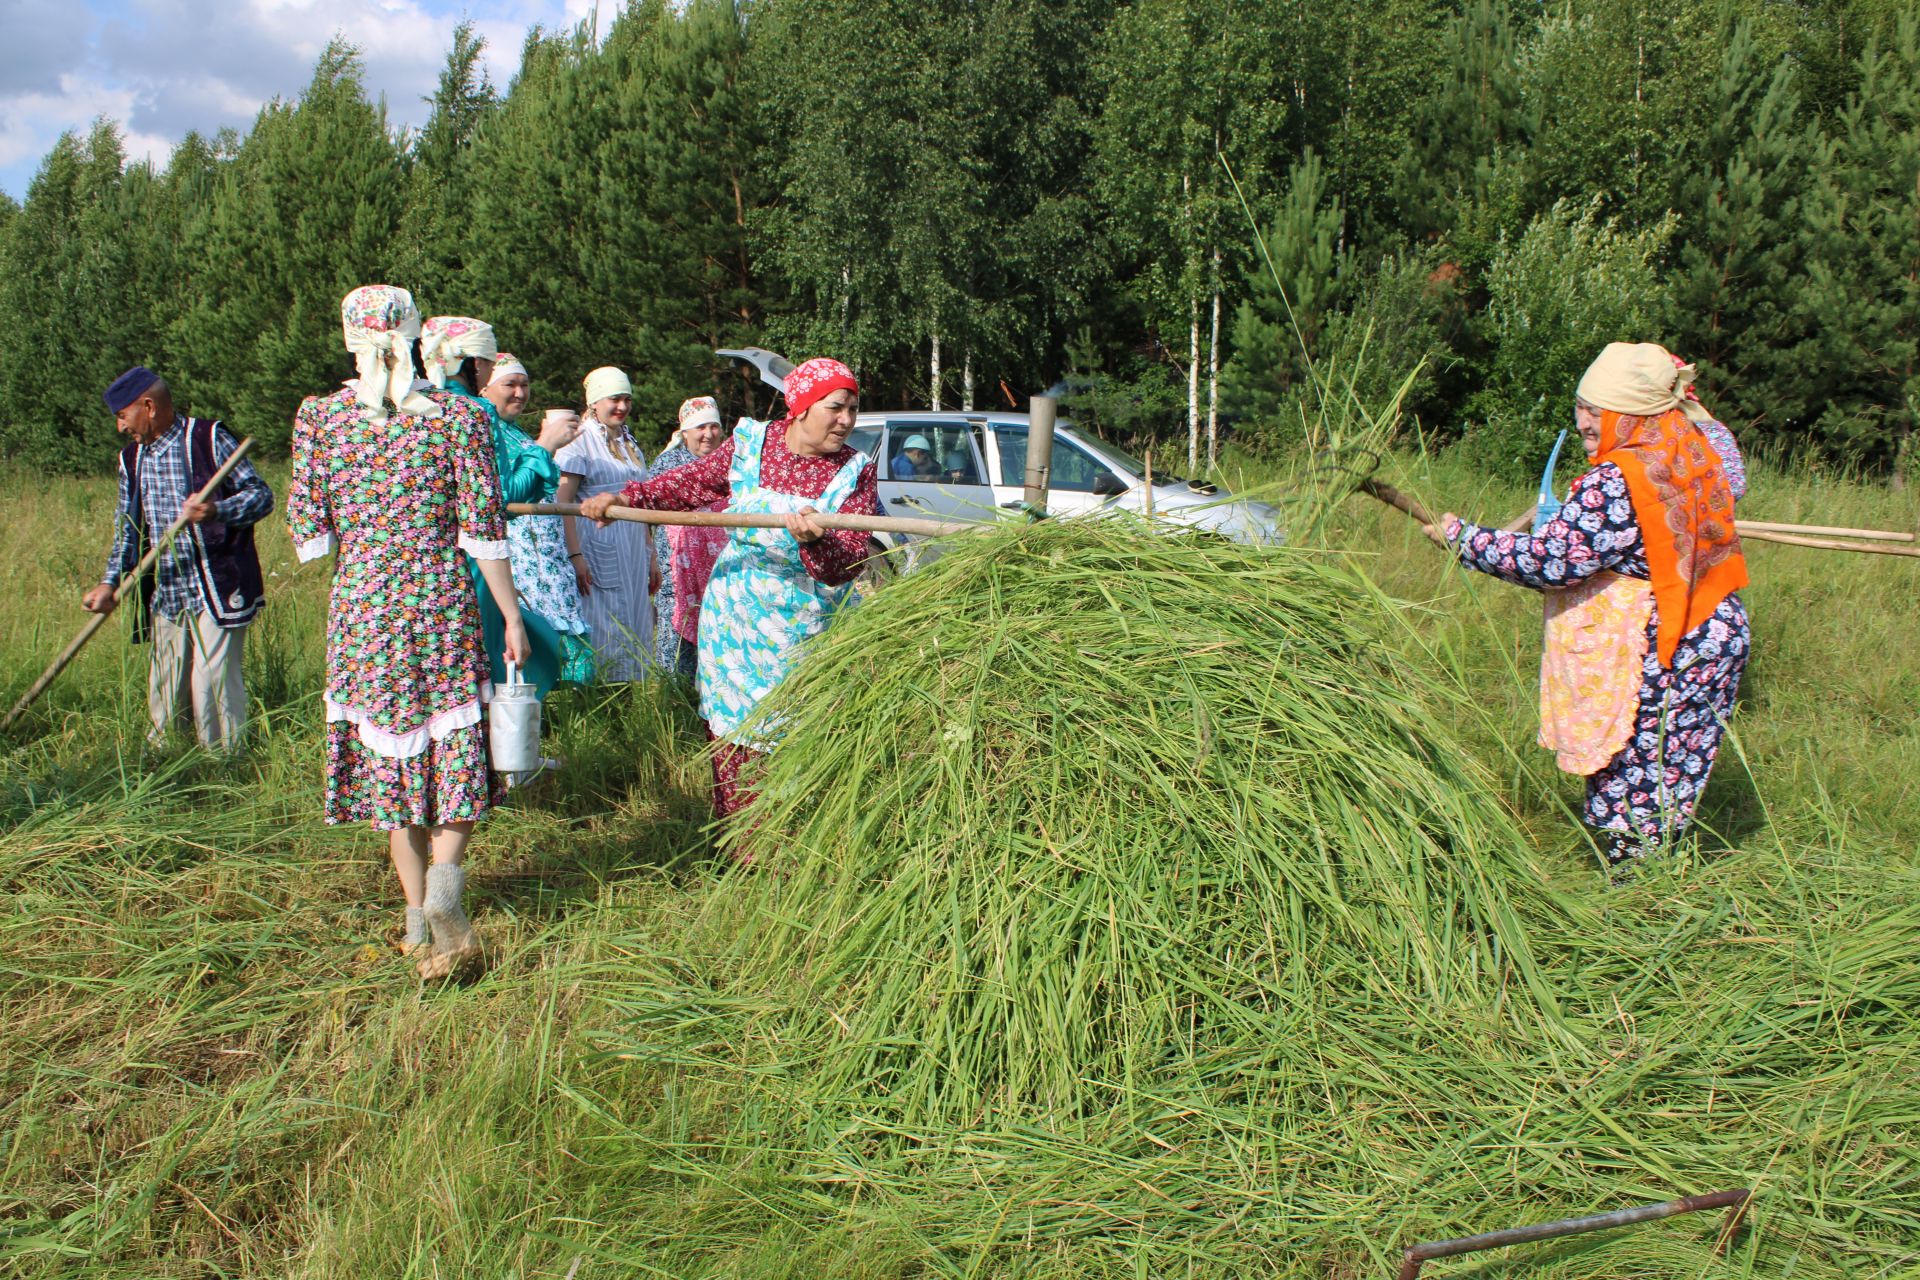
[104,416,274,619]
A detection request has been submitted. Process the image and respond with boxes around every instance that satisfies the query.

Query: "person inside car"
[891,434,940,481]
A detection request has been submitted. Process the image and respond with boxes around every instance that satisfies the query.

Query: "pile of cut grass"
[728,519,1579,1115]
[579,517,1920,1275]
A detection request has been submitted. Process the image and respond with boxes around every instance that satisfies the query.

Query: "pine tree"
[1664,17,1808,437]
[1787,12,1920,478]
[1218,151,1352,447]
[582,0,764,431]
[170,42,407,453]
[397,22,498,288]
[0,124,152,470]
[465,26,608,410]
[1392,0,1531,243]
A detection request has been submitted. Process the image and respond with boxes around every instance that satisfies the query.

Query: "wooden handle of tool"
[510,502,981,539]
[1736,527,1920,557]
[1356,478,1451,546]
[1360,476,1920,561]
[4,437,257,731]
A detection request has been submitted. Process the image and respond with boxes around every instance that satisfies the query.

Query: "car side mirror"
[1092,471,1127,497]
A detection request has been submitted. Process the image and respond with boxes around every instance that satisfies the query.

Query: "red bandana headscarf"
[782,357,858,420]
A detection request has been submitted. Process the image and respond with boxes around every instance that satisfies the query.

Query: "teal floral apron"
[698,418,867,746]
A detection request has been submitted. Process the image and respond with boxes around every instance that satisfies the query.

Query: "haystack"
[724,518,1575,1122]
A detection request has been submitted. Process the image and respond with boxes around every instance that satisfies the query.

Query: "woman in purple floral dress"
[288,285,528,978]
[1435,344,1751,875]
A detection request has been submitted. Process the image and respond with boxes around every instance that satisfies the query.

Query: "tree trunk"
[930,329,942,411]
[1207,271,1221,473]
[962,351,974,411]
[1188,297,1201,473]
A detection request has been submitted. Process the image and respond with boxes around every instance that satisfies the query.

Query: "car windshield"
[1067,430,1184,484]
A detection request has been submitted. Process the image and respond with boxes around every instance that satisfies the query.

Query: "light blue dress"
[697,418,868,746]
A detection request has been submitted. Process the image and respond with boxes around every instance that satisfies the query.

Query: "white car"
[850,410,1282,545]
[717,347,1284,555]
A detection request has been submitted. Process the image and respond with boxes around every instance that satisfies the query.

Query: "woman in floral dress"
[481,353,595,686]
[648,395,730,680]
[583,358,879,822]
[1433,343,1751,874]
[288,285,528,978]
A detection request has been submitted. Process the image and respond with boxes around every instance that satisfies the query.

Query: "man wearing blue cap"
[82,367,274,750]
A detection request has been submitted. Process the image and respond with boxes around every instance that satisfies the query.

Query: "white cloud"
[0,0,578,197]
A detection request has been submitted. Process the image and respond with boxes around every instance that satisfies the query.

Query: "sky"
[0,0,600,199]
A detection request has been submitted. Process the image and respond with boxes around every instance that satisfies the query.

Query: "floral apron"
[1538,571,1654,775]
[697,419,866,747]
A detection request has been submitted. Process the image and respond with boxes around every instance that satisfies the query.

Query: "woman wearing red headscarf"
[1431,343,1751,876]
[582,358,878,820]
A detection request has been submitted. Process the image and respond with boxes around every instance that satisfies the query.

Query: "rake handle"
[509,502,981,538]
[4,437,257,732]
[1363,487,1920,559]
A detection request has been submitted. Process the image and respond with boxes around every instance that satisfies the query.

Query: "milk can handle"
[506,661,521,686]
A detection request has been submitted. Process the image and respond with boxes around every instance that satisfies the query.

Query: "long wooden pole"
[1359,481,1920,560]
[1735,527,1920,557]
[4,438,257,731]
[1736,519,1915,543]
[508,502,981,538]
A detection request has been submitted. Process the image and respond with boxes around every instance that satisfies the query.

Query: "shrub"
[1462,197,1675,480]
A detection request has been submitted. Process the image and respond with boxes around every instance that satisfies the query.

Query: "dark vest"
[122,418,265,640]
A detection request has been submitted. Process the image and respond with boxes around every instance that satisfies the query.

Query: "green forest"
[4,0,1920,482]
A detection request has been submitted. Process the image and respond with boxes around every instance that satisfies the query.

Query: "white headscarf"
[340,285,437,425]
[420,315,498,389]
[678,395,722,435]
[485,352,528,388]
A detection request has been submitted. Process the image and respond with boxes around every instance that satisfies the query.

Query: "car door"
[879,420,998,523]
[987,423,1127,517]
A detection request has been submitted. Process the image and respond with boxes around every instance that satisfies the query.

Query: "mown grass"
[0,456,1915,1278]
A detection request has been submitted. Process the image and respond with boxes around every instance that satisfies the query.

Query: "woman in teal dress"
[480,354,595,686]
[421,316,576,700]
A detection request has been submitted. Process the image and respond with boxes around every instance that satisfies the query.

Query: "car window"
[848,425,881,459]
[884,420,985,485]
[993,426,1115,493]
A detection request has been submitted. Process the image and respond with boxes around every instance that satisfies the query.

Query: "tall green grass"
[0,459,1915,1277]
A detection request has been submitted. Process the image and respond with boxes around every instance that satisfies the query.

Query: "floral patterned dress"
[288,384,508,829]
[648,440,696,670]
[1448,462,1750,865]
[624,418,880,817]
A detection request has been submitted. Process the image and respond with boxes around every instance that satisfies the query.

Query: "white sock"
[423,864,474,951]
[403,906,429,947]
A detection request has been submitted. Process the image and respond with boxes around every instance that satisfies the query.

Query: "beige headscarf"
[340,285,437,425]
[420,316,498,389]
[583,366,632,407]
[583,366,639,463]
[1576,342,1713,425]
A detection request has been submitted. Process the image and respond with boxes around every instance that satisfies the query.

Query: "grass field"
[1,453,1915,1278]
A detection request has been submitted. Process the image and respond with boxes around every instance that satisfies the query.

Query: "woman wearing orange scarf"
[1436,343,1751,874]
